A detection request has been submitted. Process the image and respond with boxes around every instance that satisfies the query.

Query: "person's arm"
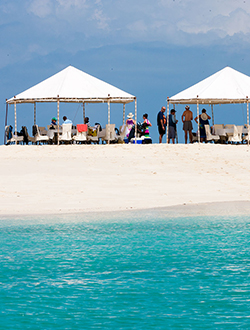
[160,118,164,129]
[181,112,185,123]
[194,116,198,123]
[191,111,193,120]
[207,114,211,120]
[148,120,152,127]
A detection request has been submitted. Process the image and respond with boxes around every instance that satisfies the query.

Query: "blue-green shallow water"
[1,213,250,329]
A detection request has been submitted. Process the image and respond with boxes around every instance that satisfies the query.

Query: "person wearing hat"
[125,112,136,138]
[157,106,167,143]
[168,109,178,144]
[195,108,211,142]
[181,105,193,144]
[51,117,57,126]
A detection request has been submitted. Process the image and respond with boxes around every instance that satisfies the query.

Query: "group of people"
[125,112,152,139]
[49,106,211,144]
[157,105,211,144]
[50,113,152,141]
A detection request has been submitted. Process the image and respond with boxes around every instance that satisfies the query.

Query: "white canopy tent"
[167,66,250,142]
[6,65,136,144]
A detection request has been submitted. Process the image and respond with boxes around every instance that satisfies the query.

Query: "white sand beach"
[0,144,250,216]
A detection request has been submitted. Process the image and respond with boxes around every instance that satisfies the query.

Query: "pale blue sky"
[1,0,250,143]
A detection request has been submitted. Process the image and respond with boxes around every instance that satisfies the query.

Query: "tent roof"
[169,66,250,104]
[7,65,135,104]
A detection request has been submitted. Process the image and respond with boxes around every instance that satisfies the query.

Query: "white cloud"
[27,0,53,18]
[91,8,109,30]
[2,0,250,68]
[56,0,87,10]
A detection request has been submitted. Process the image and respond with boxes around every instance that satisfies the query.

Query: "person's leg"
[167,138,170,143]
[189,130,193,143]
[172,138,175,144]
[184,130,188,144]
[159,134,163,143]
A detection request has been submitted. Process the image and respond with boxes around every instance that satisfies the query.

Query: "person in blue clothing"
[168,109,178,144]
[62,116,73,124]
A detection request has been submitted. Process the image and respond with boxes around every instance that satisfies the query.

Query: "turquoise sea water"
[1,212,250,329]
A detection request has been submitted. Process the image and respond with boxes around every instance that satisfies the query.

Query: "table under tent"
[5,65,137,144]
[167,66,250,143]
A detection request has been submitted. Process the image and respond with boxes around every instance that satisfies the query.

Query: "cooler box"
[131,138,143,144]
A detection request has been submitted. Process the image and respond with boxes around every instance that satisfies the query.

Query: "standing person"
[125,113,136,138]
[194,108,211,142]
[168,109,178,144]
[142,113,152,138]
[157,106,166,143]
[181,105,193,144]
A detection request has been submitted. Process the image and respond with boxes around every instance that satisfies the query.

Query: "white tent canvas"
[6,66,137,145]
[167,66,250,143]
[169,66,250,104]
[7,65,135,104]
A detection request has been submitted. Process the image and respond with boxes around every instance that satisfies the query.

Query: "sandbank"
[0,144,250,217]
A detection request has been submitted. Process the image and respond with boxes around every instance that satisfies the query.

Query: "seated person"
[62,116,73,125]
[51,117,57,125]
[84,117,90,127]
[48,117,57,130]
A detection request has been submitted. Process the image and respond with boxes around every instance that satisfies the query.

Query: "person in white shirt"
[62,116,72,124]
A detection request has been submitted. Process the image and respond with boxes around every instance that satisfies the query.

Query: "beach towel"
[88,127,97,136]
[77,124,88,132]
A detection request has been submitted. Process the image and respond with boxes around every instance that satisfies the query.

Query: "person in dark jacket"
[168,109,178,144]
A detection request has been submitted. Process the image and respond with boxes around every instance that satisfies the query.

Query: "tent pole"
[211,104,214,126]
[167,98,169,144]
[34,102,36,126]
[4,99,8,145]
[174,103,178,144]
[135,98,137,143]
[108,98,110,145]
[123,104,125,125]
[83,102,85,122]
[247,97,249,146]
[57,96,60,146]
[14,100,17,145]
[197,97,200,144]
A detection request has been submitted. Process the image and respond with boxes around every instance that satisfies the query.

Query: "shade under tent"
[167,66,250,143]
[6,65,136,144]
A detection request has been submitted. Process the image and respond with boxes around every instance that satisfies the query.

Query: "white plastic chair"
[5,125,24,144]
[73,124,88,143]
[242,125,250,143]
[224,124,234,129]
[34,125,49,144]
[227,125,242,143]
[204,125,220,142]
[101,124,116,143]
[117,125,127,141]
[236,126,243,142]
[213,124,225,136]
[58,123,72,143]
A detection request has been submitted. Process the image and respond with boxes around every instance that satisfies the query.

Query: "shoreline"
[1,200,250,220]
[1,144,250,218]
